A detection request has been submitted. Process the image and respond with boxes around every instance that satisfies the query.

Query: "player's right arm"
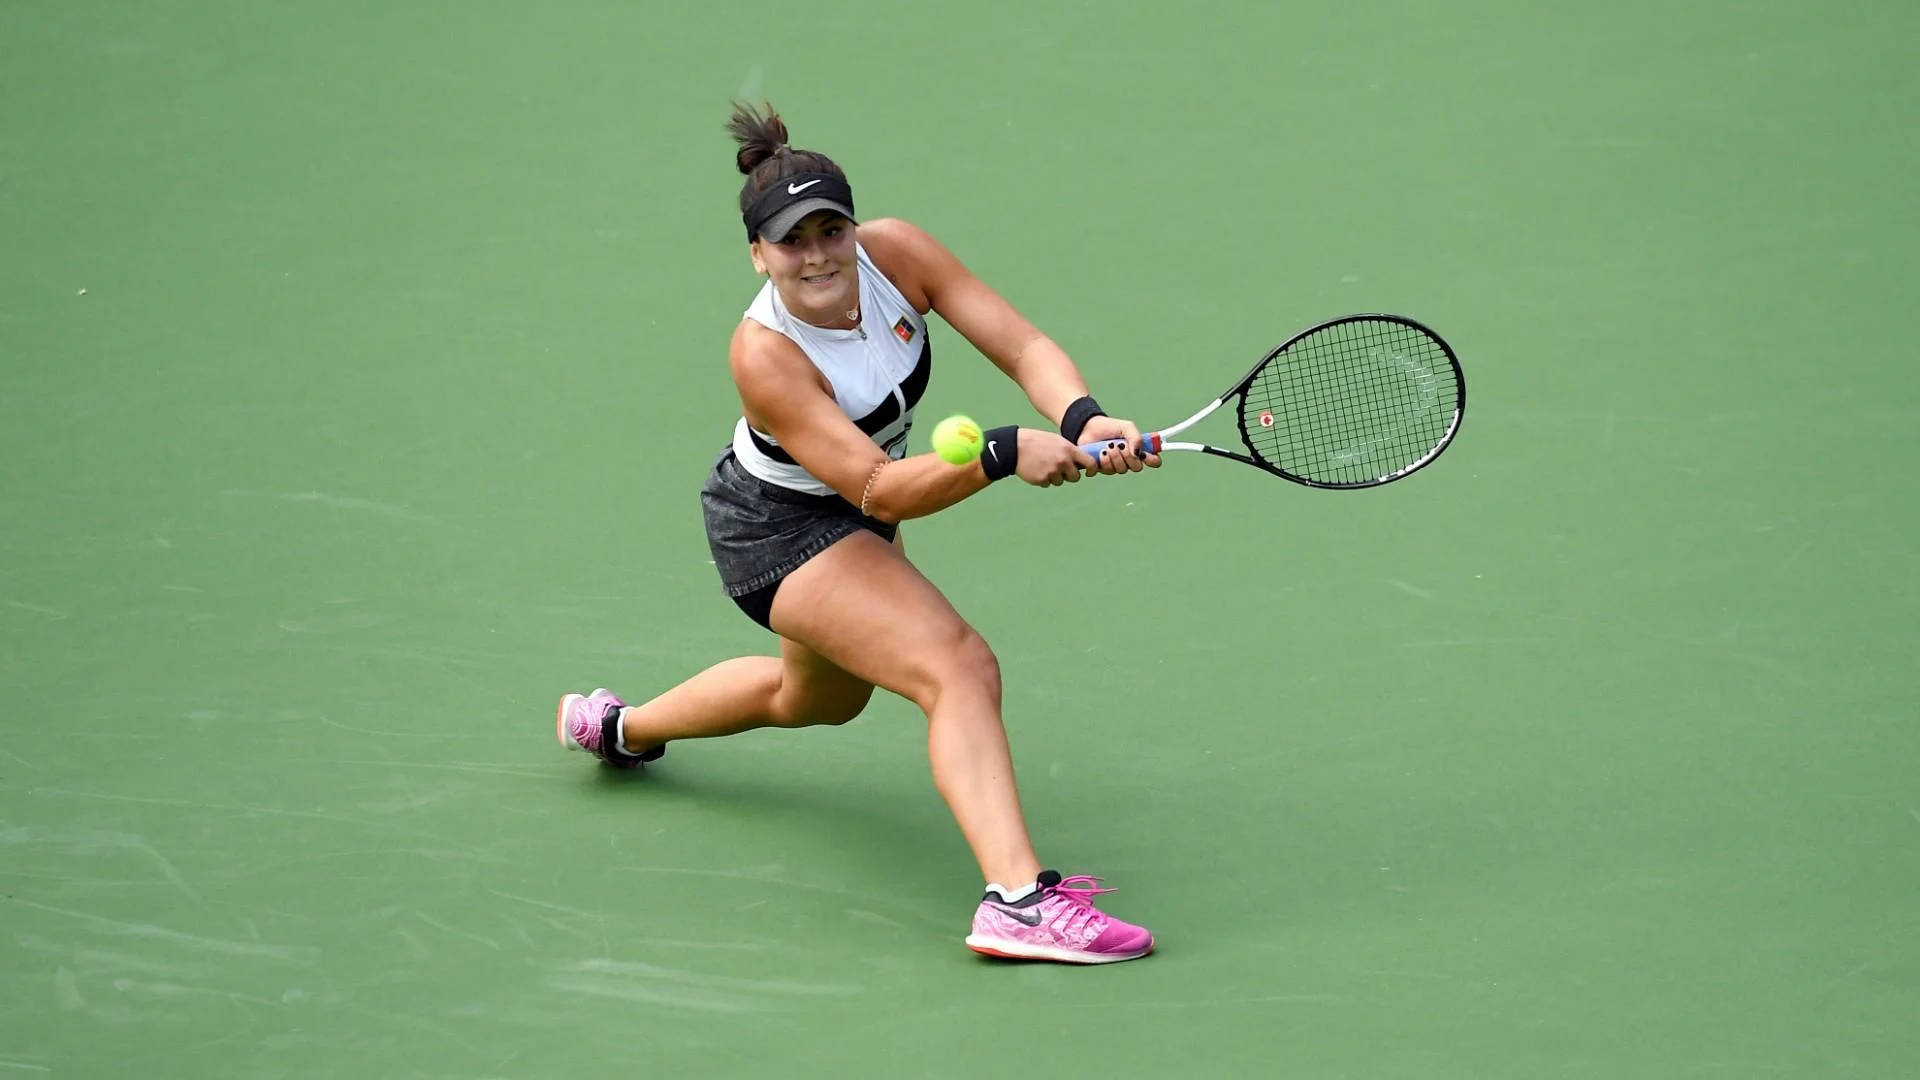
[730,322,1085,525]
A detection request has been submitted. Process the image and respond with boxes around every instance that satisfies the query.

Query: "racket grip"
[1077,432,1161,461]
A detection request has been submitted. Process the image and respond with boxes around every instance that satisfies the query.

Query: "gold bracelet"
[858,461,887,517]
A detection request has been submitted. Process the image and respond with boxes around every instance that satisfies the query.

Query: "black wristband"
[1058,395,1106,444]
[980,426,1019,481]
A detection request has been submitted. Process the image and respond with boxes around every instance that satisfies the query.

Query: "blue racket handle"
[1078,433,1162,462]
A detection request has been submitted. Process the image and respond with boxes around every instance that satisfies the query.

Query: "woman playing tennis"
[554,101,1159,964]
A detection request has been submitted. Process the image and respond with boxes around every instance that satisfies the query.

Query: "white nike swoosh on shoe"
[787,179,823,194]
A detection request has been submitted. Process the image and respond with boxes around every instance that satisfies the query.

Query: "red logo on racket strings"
[1259,410,1275,427]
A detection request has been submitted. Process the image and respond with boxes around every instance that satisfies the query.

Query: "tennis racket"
[1083,313,1465,489]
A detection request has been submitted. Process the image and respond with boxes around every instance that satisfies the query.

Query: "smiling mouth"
[800,270,837,286]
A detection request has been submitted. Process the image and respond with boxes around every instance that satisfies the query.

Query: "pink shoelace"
[1040,875,1116,936]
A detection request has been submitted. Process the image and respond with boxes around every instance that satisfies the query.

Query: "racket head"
[1229,313,1465,489]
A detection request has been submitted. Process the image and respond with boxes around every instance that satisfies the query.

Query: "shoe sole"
[964,934,1154,964]
[555,693,584,751]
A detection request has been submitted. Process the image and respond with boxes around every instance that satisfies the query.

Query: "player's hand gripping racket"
[1085,313,1465,489]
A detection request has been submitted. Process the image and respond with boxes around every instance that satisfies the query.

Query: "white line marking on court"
[278,491,433,520]
[569,958,861,997]
[844,908,907,931]
[486,889,600,919]
[0,826,198,901]
[527,913,598,943]
[1056,993,1350,1009]
[1380,578,1435,600]
[616,866,947,927]
[416,911,502,951]
[328,757,566,777]
[6,897,317,962]
[5,601,67,619]
[391,927,432,960]
[319,715,443,739]
[55,964,85,1010]
[221,488,444,524]
[24,786,467,843]
[615,937,774,952]
[133,833,199,902]
[545,974,752,1013]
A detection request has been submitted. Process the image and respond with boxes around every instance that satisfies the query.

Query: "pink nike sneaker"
[555,688,662,768]
[965,870,1155,964]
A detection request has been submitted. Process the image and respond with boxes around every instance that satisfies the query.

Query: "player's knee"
[911,625,1001,712]
[962,630,1003,702]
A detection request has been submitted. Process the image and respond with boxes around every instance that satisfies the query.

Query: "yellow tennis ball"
[931,414,983,465]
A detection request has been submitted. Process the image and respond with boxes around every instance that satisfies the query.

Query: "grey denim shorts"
[699,449,897,628]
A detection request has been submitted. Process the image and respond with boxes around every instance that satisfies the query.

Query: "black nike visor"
[743,172,857,242]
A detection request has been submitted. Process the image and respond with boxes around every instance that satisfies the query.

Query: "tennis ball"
[931,414,984,465]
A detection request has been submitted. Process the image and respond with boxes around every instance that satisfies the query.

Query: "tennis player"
[555,102,1158,964]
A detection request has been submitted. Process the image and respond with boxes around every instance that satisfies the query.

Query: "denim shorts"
[699,449,897,630]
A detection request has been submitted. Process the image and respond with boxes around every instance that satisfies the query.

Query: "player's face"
[752,211,858,324]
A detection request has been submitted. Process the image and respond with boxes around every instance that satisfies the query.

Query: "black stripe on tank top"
[897,333,932,412]
[747,335,932,465]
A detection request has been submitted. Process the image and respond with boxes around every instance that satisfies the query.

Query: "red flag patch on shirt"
[892,316,916,344]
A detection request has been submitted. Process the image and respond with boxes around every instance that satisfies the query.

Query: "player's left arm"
[859,217,1158,470]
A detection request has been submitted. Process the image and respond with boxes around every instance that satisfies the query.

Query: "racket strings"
[1242,319,1460,485]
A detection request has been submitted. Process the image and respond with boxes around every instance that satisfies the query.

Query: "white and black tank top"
[730,242,931,496]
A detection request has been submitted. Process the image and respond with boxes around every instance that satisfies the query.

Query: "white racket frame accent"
[1142,397,1224,453]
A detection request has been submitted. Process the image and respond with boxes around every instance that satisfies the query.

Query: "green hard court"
[3,1,1915,1076]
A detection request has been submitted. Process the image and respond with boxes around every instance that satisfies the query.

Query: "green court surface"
[3,2,1916,1076]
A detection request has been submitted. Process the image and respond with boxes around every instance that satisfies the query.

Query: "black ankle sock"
[603,706,666,763]
[600,707,638,760]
